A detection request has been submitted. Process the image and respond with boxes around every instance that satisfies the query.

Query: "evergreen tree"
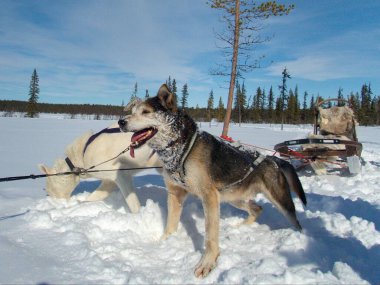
[268,86,274,123]
[360,83,372,125]
[241,82,247,122]
[301,91,308,123]
[166,76,172,92]
[370,96,376,125]
[234,81,242,124]
[145,89,150,99]
[261,89,267,121]
[309,94,315,124]
[294,85,300,124]
[207,89,215,122]
[180,83,189,110]
[376,96,380,125]
[279,67,291,129]
[172,79,178,104]
[275,97,282,124]
[251,87,262,122]
[337,87,344,106]
[348,91,360,120]
[26,68,40,118]
[130,82,138,103]
[287,88,295,124]
[217,96,225,122]
[326,98,332,108]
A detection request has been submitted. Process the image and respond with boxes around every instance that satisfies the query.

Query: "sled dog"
[39,123,161,213]
[118,84,307,278]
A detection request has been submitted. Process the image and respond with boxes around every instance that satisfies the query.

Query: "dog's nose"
[118,119,126,128]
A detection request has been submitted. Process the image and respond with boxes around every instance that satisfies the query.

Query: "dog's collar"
[65,157,85,175]
[165,130,198,186]
[65,157,76,171]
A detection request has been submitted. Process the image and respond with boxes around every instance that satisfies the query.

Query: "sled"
[274,98,363,175]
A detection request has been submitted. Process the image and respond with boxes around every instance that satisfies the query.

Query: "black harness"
[83,127,121,154]
[65,127,121,172]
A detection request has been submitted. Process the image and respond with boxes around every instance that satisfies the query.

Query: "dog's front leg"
[162,179,187,240]
[194,189,220,278]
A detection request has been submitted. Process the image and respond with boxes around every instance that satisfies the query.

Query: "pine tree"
[327,98,332,108]
[251,87,262,122]
[275,97,282,124]
[349,92,360,120]
[287,88,295,124]
[166,76,172,92]
[294,85,300,124]
[234,81,242,124]
[208,0,294,137]
[207,89,215,122]
[261,89,267,122]
[180,83,189,110]
[376,96,380,125]
[268,86,274,123]
[337,87,344,106]
[302,91,308,123]
[130,82,138,103]
[279,67,291,130]
[309,94,315,124]
[26,68,40,118]
[240,82,247,122]
[360,83,372,125]
[172,79,178,104]
[217,96,225,122]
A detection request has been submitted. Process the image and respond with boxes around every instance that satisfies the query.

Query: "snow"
[0,116,379,284]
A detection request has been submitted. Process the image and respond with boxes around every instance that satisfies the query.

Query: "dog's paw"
[160,231,174,241]
[194,252,218,278]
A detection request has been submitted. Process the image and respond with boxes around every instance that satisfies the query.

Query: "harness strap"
[83,127,121,154]
[178,131,198,182]
[64,157,86,175]
[220,154,266,191]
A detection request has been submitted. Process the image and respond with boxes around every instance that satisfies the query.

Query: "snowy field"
[0,115,379,284]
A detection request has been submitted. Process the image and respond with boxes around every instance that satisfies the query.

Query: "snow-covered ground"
[0,116,379,284]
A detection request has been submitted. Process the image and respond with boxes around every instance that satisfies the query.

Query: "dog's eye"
[142,109,151,114]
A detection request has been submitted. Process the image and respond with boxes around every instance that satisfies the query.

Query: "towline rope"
[0,143,163,183]
[1,134,356,184]
[220,136,348,168]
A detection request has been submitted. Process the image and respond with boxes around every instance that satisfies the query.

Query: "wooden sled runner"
[274,99,363,175]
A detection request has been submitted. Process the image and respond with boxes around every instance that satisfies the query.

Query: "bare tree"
[208,0,294,137]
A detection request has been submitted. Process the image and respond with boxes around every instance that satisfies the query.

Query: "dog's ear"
[124,97,142,112]
[38,164,52,174]
[157,84,177,112]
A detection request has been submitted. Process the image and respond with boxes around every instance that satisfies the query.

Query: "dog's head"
[39,159,80,199]
[118,84,178,148]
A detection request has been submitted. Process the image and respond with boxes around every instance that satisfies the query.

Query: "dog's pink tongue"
[131,131,146,143]
[130,145,135,158]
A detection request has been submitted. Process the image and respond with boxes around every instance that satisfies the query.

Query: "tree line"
[3,70,380,125]
[0,99,124,120]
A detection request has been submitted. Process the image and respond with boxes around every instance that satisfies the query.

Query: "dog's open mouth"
[130,128,157,157]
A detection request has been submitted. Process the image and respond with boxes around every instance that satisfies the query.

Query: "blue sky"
[1,0,379,108]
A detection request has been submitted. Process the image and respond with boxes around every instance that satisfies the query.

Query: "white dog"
[39,123,161,213]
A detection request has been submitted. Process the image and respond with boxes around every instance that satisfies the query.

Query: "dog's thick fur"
[39,123,160,213]
[119,85,307,278]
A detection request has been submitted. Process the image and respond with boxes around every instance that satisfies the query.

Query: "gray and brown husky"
[118,84,307,278]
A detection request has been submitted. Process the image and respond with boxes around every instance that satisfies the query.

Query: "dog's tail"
[271,156,307,206]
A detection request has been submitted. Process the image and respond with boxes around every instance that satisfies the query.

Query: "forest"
[1,80,379,126]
